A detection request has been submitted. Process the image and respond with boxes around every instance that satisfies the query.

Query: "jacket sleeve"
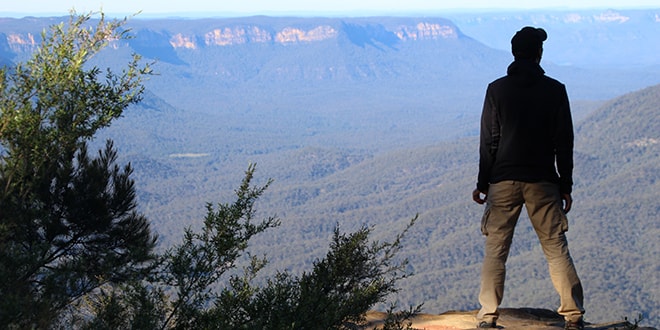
[554,85,574,194]
[477,86,499,192]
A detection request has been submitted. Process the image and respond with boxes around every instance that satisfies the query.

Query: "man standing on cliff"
[472,26,585,330]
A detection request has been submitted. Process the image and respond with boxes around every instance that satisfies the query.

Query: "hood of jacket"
[506,59,545,87]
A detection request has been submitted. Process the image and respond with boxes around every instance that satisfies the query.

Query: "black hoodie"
[477,59,574,194]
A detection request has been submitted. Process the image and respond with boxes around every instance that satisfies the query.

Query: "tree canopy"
[0,12,156,327]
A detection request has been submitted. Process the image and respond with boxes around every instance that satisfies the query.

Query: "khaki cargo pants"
[477,180,584,323]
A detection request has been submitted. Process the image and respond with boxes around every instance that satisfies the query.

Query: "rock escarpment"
[364,308,657,330]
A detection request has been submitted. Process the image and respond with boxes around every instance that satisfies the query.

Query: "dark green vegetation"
[82,164,418,329]
[0,13,157,327]
[1,10,659,327]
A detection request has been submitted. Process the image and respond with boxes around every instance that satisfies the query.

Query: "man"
[472,26,585,330]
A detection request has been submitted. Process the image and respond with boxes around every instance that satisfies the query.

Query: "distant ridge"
[446,8,660,69]
[576,83,660,157]
[2,14,658,101]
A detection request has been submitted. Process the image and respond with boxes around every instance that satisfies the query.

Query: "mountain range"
[1,9,659,326]
[446,8,660,68]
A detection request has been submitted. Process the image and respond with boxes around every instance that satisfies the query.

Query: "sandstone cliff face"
[166,22,457,49]
[1,18,460,56]
[164,21,458,49]
[2,21,457,52]
[4,32,37,53]
[395,22,459,41]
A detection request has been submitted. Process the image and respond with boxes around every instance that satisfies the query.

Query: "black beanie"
[511,26,547,59]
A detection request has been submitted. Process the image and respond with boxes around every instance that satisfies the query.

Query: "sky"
[2,0,659,17]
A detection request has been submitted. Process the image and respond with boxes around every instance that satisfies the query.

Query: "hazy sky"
[3,0,659,17]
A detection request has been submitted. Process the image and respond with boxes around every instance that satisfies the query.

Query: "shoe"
[478,321,497,328]
[564,319,584,330]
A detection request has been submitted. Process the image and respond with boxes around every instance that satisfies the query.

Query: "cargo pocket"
[559,209,569,233]
[481,205,492,236]
[554,205,569,233]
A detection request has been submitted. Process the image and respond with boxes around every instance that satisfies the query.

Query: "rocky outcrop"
[203,26,274,46]
[275,26,338,44]
[395,22,459,41]
[166,20,458,49]
[364,308,657,330]
[4,32,37,52]
[0,17,461,57]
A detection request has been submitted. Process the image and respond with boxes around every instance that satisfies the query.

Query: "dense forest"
[99,82,660,326]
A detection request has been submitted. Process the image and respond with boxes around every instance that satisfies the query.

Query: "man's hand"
[472,188,487,204]
[561,193,572,213]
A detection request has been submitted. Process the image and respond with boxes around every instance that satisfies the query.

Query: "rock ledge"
[364,308,656,330]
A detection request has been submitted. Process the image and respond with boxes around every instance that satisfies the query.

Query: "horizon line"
[1,6,659,19]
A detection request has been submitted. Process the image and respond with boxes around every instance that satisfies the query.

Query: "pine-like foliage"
[83,165,418,329]
[0,12,156,327]
[208,217,417,329]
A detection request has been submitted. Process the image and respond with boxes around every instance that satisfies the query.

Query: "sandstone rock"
[363,308,657,330]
